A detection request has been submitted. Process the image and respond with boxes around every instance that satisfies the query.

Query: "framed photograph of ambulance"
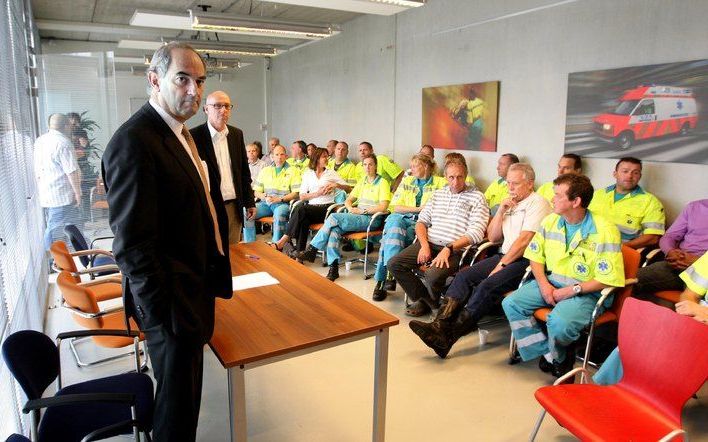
[422,81,500,151]
[563,58,708,165]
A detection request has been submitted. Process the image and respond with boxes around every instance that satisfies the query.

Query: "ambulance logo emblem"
[597,259,613,275]
[574,262,589,277]
[529,241,539,253]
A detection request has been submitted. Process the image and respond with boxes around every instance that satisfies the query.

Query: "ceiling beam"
[35,19,175,38]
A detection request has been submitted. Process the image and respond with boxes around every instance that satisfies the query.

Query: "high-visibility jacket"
[537,181,554,203]
[524,211,625,297]
[286,155,309,171]
[484,177,509,215]
[350,175,391,211]
[680,252,708,299]
[327,158,359,186]
[588,185,665,242]
[252,163,301,196]
[389,175,447,212]
[354,154,403,184]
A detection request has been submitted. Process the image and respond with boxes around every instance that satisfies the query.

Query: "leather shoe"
[326,260,340,281]
[372,281,387,301]
[383,277,396,291]
[538,356,553,373]
[298,247,318,263]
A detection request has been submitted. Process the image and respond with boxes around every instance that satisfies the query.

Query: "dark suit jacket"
[101,103,232,344]
[190,122,255,222]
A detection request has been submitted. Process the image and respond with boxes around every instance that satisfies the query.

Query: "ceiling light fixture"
[189,10,338,40]
[118,39,280,58]
[258,0,425,15]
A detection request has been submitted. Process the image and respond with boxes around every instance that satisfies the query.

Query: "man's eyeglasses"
[207,103,234,110]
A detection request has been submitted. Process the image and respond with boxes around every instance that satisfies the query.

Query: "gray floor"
[44,243,708,441]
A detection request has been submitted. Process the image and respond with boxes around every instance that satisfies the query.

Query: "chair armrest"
[23,392,135,414]
[69,248,111,258]
[61,303,125,319]
[336,206,348,213]
[369,211,388,224]
[553,367,592,385]
[82,419,141,442]
[643,247,664,267]
[56,328,140,340]
[519,266,532,286]
[290,199,304,214]
[89,236,115,250]
[78,274,122,287]
[325,203,343,217]
[658,429,687,442]
[85,264,120,275]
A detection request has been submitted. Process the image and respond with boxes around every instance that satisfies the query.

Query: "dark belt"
[224,199,238,205]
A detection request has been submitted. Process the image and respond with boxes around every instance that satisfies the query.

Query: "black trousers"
[445,254,529,322]
[143,324,205,442]
[388,241,462,303]
[286,203,330,251]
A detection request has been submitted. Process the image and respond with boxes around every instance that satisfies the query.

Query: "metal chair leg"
[529,409,547,441]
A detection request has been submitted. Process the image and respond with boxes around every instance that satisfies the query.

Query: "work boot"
[551,343,577,382]
[327,260,340,281]
[297,246,318,263]
[409,298,464,355]
[431,308,479,359]
[372,281,387,301]
[383,275,396,291]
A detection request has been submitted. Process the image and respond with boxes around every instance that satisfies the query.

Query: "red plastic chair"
[530,298,708,441]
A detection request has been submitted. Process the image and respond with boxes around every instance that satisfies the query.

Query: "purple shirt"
[659,199,708,256]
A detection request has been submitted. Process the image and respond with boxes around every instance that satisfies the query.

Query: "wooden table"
[209,242,399,441]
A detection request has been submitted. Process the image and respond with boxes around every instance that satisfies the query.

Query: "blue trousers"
[502,279,604,363]
[43,205,81,251]
[446,255,529,322]
[242,201,289,243]
[374,213,416,281]
[593,347,623,385]
[310,213,379,265]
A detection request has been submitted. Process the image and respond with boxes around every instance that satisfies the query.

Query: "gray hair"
[508,162,535,182]
[146,41,206,95]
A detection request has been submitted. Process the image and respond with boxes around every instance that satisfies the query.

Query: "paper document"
[232,272,280,291]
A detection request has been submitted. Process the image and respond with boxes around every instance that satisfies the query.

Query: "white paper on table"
[232,272,280,291]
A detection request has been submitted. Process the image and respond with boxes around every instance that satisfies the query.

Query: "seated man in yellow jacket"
[588,157,665,250]
[484,153,519,216]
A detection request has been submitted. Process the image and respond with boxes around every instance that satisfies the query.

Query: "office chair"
[2,330,154,442]
[530,298,708,441]
[64,224,116,278]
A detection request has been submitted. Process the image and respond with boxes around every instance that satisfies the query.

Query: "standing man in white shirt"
[191,90,256,244]
[34,113,82,250]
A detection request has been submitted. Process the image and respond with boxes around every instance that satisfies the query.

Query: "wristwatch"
[572,283,582,295]
[445,243,454,253]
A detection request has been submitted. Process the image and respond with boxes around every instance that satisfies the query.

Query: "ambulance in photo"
[592,85,698,149]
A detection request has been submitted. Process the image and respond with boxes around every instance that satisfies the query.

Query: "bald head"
[204,90,232,131]
[49,114,69,134]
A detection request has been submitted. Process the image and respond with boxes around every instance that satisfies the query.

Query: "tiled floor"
[44,242,708,441]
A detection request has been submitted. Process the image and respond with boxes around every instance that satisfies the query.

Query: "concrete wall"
[269,0,708,221]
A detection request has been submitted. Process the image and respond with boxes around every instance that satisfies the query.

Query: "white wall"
[269,0,708,221]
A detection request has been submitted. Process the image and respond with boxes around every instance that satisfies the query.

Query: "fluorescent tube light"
[189,10,337,40]
[258,0,425,15]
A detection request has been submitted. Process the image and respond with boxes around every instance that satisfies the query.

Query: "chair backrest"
[49,241,80,282]
[608,245,641,317]
[64,224,90,267]
[2,330,59,400]
[56,271,102,329]
[618,298,708,426]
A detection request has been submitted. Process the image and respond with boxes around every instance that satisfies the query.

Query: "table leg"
[372,328,389,442]
[228,365,247,442]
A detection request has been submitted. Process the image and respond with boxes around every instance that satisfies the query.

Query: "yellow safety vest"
[327,158,359,186]
[525,211,625,296]
[484,178,509,215]
[286,155,309,171]
[680,252,708,299]
[588,185,665,242]
[354,154,403,184]
[389,175,447,211]
[350,175,391,211]
[537,181,554,203]
[252,163,301,196]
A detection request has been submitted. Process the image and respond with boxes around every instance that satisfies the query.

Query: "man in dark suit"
[101,42,232,441]
[191,90,256,243]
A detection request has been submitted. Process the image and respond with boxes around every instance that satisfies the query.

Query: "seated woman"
[272,147,347,255]
[298,154,391,281]
[372,154,446,301]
